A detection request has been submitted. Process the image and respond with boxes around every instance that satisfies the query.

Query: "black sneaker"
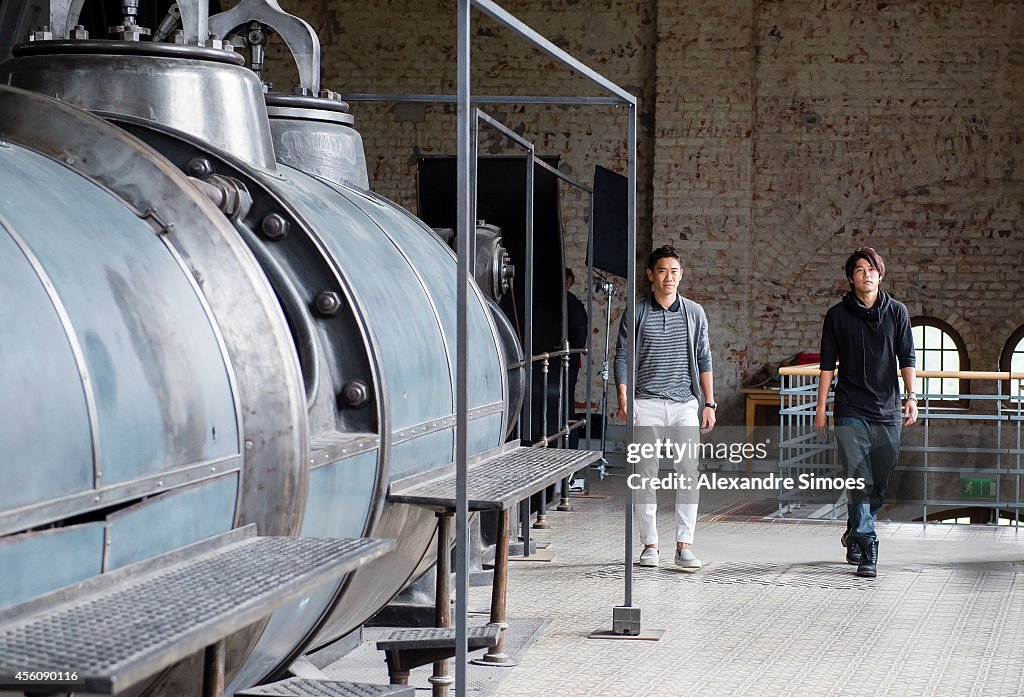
[856,539,878,578]
[841,531,862,565]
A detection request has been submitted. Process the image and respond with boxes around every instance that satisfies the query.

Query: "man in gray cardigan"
[614,245,716,569]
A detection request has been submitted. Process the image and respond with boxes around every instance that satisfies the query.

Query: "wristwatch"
[905,393,918,402]
[704,402,717,411]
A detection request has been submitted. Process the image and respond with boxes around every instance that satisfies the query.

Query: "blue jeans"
[834,417,902,545]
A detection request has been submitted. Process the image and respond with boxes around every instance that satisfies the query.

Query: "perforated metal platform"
[375,624,501,651]
[0,528,392,694]
[388,446,602,510]
[236,678,413,696]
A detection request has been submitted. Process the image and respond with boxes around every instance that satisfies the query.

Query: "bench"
[385,443,601,694]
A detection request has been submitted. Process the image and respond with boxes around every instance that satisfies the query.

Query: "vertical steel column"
[623,101,637,609]
[479,508,512,664]
[1011,382,1019,524]
[997,388,1003,522]
[583,193,596,492]
[923,392,930,525]
[431,512,454,696]
[519,146,536,558]
[558,339,573,510]
[454,1,471,692]
[534,355,550,528]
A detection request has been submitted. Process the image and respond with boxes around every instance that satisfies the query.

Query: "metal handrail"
[780,364,1024,380]
[777,366,1024,526]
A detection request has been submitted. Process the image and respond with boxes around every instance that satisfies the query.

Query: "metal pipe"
[597,281,615,480]
[531,156,593,193]
[471,0,636,104]
[623,100,637,609]
[454,1,471,691]
[583,191,595,493]
[342,93,628,105]
[476,108,534,150]
[519,133,535,562]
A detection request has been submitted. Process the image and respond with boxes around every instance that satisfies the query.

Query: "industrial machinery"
[0,0,523,691]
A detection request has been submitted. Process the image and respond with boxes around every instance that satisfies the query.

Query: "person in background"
[565,268,588,448]
[814,247,918,578]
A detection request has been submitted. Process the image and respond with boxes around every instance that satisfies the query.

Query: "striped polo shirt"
[636,295,695,403]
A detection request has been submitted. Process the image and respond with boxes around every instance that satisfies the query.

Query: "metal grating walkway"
[388,445,602,510]
[236,678,414,696]
[0,530,392,694]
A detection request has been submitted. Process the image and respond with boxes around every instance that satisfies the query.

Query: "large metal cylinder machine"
[0,0,523,692]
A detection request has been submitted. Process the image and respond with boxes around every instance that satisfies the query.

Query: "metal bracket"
[173,0,208,46]
[209,0,320,93]
[44,0,86,39]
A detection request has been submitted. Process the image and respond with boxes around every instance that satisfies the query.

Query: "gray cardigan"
[614,294,713,406]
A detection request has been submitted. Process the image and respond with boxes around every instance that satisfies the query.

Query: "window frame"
[909,316,971,408]
[999,324,1024,406]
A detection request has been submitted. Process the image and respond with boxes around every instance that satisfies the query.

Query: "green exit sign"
[961,477,997,499]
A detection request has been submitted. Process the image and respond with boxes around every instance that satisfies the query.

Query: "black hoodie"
[819,290,916,424]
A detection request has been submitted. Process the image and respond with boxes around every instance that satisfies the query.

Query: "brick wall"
[265,0,1024,426]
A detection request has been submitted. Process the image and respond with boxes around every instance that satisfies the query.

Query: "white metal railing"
[778,365,1024,524]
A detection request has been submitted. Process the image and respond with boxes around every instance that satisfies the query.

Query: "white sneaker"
[674,548,702,569]
[638,547,660,567]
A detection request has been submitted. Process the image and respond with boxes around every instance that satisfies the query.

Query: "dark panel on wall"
[592,165,628,279]
[417,155,564,356]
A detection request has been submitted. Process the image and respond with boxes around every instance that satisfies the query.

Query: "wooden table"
[742,387,781,473]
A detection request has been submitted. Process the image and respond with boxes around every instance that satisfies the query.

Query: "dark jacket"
[614,294,713,406]
[820,290,915,424]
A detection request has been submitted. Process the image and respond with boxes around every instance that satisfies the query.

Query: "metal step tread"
[388,444,602,510]
[236,677,414,696]
[375,624,502,651]
[0,526,393,695]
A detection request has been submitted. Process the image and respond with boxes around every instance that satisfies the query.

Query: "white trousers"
[634,397,701,546]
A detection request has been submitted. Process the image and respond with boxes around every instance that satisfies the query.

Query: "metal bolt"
[29,25,53,41]
[341,380,370,408]
[261,213,289,240]
[70,24,89,40]
[315,291,342,316]
[186,157,214,178]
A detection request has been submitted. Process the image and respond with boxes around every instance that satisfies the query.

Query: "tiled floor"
[476,475,1024,697]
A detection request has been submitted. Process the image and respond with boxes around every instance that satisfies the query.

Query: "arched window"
[907,318,970,402]
[999,325,1024,403]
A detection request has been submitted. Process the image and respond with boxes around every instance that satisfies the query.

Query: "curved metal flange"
[209,0,320,93]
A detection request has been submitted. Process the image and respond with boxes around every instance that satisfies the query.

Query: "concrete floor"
[477,474,1024,697]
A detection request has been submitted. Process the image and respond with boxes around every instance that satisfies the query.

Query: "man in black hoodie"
[814,247,918,578]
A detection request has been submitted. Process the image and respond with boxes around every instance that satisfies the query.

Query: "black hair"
[647,245,682,270]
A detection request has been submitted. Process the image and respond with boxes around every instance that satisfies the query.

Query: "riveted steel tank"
[0,35,517,693]
[0,81,309,667]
